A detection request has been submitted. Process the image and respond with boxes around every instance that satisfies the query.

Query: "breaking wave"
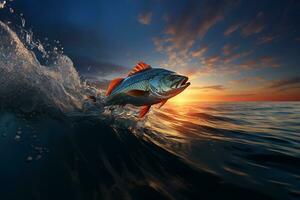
[0,21,95,114]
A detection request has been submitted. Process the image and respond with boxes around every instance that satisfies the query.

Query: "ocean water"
[0,21,300,200]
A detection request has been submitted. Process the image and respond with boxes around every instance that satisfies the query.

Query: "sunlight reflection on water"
[143,102,300,199]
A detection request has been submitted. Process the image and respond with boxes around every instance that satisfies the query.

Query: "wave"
[0,21,95,114]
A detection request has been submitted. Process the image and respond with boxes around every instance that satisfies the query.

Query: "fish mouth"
[171,76,190,89]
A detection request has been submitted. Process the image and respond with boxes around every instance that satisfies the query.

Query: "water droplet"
[21,18,25,27]
[0,1,6,9]
[26,156,33,162]
[36,154,42,160]
[14,135,20,141]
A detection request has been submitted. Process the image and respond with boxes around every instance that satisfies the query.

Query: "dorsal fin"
[128,62,151,76]
[105,78,124,96]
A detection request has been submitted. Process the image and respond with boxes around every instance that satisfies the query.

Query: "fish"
[104,62,190,118]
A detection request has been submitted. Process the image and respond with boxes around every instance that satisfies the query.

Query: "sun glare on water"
[169,95,188,105]
[169,88,203,106]
[169,90,195,106]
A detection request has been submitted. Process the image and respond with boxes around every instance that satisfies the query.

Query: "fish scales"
[112,69,161,94]
[104,63,190,118]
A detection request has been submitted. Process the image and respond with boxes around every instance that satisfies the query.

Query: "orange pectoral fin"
[158,99,167,108]
[127,90,149,97]
[105,78,124,96]
[128,62,151,76]
[139,105,151,118]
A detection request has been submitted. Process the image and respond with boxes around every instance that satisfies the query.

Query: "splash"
[0,21,89,114]
[0,20,140,120]
[0,1,6,9]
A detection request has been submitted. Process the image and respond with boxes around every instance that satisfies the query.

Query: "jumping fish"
[105,62,190,117]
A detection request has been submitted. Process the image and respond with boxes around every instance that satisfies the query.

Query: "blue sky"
[1,0,300,100]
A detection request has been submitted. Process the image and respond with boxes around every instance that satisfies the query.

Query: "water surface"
[1,102,299,200]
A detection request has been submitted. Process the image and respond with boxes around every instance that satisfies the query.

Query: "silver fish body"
[105,68,190,107]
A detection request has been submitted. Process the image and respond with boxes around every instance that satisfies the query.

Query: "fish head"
[150,70,190,99]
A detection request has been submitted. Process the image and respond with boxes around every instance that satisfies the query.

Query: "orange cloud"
[169,76,300,102]
[222,43,239,56]
[238,56,279,70]
[171,89,300,102]
[268,76,300,90]
[224,23,240,36]
[242,12,264,37]
[259,56,279,68]
[223,50,252,64]
[230,76,265,85]
[239,60,258,70]
[138,12,152,25]
[192,85,226,91]
[257,34,278,45]
[153,0,239,76]
[191,45,208,57]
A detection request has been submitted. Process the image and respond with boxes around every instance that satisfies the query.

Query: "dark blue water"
[0,102,299,200]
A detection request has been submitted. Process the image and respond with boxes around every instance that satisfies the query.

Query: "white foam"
[0,21,86,113]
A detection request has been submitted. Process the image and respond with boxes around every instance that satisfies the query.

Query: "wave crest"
[0,21,87,113]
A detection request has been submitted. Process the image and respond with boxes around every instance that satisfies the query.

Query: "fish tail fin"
[106,78,124,96]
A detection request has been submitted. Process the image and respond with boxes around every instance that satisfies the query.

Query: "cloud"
[238,56,279,70]
[191,45,208,57]
[224,23,240,36]
[259,56,279,68]
[269,76,300,89]
[164,0,239,39]
[278,85,300,92]
[257,34,278,45]
[223,50,252,63]
[138,12,152,25]
[223,93,255,97]
[239,60,258,70]
[222,43,239,55]
[205,55,221,64]
[230,76,265,84]
[153,0,239,75]
[196,1,238,39]
[199,55,221,73]
[242,12,265,37]
[193,85,226,91]
[153,37,165,52]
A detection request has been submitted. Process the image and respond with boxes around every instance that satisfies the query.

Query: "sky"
[1,0,300,101]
